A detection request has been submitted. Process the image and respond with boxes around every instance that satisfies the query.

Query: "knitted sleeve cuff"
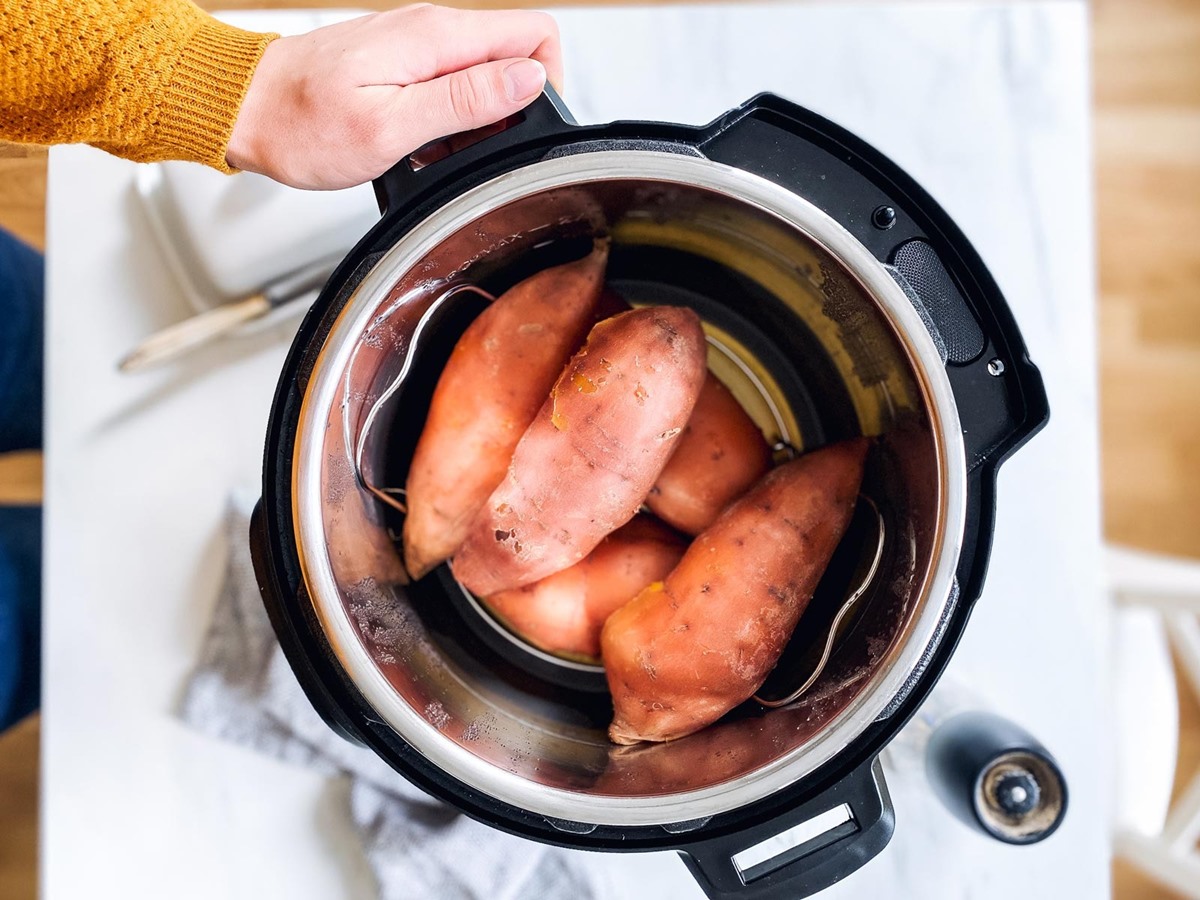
[154,15,278,173]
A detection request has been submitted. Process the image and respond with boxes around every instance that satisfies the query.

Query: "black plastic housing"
[251,92,1049,899]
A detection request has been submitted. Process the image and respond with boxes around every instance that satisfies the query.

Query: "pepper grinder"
[925,710,1068,844]
[886,682,1068,845]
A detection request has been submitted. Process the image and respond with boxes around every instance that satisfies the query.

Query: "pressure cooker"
[249,90,1049,899]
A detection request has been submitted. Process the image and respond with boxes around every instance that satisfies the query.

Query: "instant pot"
[249,91,1049,899]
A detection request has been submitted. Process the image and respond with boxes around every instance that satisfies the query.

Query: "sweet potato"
[452,306,708,596]
[602,438,869,744]
[403,240,609,579]
[597,289,772,535]
[647,373,773,535]
[483,515,686,660]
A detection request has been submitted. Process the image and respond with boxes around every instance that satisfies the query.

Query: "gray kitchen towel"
[180,491,601,900]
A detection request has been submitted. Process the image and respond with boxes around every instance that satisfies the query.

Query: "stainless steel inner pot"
[292,152,967,826]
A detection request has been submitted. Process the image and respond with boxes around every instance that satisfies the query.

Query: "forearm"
[0,0,275,170]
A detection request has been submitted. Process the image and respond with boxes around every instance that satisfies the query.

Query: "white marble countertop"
[42,3,1104,898]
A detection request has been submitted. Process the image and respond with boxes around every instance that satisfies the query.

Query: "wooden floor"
[1097,0,1200,896]
[2,1,1198,897]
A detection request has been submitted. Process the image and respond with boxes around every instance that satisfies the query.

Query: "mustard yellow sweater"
[0,0,277,171]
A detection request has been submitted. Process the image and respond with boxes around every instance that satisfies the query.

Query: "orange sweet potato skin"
[602,438,869,744]
[647,373,773,535]
[403,241,608,579]
[483,515,686,660]
[597,290,771,534]
[451,306,708,596]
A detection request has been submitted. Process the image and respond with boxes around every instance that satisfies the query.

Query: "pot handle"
[699,93,1050,469]
[372,86,578,215]
[678,758,894,900]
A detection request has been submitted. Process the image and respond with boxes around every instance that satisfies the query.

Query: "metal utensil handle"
[678,758,894,900]
[117,293,271,372]
[118,257,337,373]
[262,256,340,306]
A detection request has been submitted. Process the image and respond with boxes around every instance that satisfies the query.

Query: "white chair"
[1110,545,1200,898]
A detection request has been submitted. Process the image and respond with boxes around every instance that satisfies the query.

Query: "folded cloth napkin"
[180,491,602,900]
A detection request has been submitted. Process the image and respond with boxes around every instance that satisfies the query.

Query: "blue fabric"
[0,506,41,730]
[0,230,44,454]
[0,228,44,730]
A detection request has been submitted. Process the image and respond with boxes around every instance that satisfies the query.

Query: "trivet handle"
[677,758,894,900]
[373,85,578,215]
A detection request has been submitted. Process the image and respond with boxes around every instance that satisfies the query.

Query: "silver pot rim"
[292,151,967,826]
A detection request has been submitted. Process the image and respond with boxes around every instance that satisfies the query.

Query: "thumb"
[393,57,547,150]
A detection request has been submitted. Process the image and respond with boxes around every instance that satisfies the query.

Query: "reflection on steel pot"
[249,88,1049,900]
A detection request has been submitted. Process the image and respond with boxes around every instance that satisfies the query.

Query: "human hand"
[226,4,563,190]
